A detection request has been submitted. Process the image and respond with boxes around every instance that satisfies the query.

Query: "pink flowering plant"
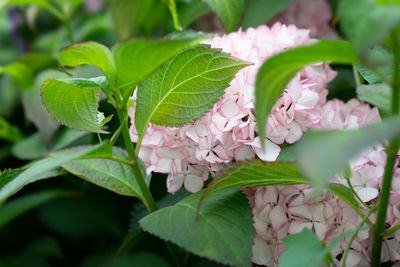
[1,0,400,266]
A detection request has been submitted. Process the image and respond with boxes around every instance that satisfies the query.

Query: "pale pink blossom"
[129,23,335,193]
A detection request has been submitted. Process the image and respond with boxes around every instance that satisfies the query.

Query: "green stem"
[110,119,126,145]
[343,206,375,267]
[345,177,370,209]
[116,109,157,212]
[371,32,400,267]
[381,222,400,237]
[62,20,75,44]
[352,64,362,87]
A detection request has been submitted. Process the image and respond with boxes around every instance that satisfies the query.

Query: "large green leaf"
[112,36,208,92]
[201,160,308,199]
[339,0,400,56]
[242,0,295,29]
[255,40,358,143]
[135,45,250,138]
[41,79,106,133]
[357,83,391,113]
[203,0,244,33]
[140,188,253,267]
[0,143,104,203]
[0,190,73,228]
[294,115,400,188]
[61,147,150,202]
[59,42,116,85]
[0,62,34,88]
[279,228,329,267]
[113,36,207,92]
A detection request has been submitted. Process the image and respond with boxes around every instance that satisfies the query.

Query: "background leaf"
[203,0,244,33]
[242,0,295,29]
[357,83,391,113]
[0,0,50,8]
[0,143,103,203]
[356,46,393,84]
[135,45,249,137]
[279,228,329,267]
[294,115,400,188]
[0,117,24,143]
[255,40,358,142]
[112,36,208,92]
[0,62,34,88]
[108,0,140,39]
[12,128,90,160]
[41,79,106,133]
[339,0,400,56]
[0,190,73,228]
[22,70,64,145]
[140,188,253,267]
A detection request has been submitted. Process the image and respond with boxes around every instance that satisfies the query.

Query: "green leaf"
[0,0,50,8]
[12,133,48,160]
[294,115,400,188]
[59,42,116,85]
[356,46,393,84]
[0,117,24,143]
[18,52,58,74]
[23,70,63,144]
[338,0,400,56]
[201,161,308,199]
[60,147,150,202]
[112,36,208,91]
[135,45,250,137]
[41,79,106,133]
[177,0,209,29]
[242,0,295,29]
[357,83,391,113]
[0,143,104,203]
[328,183,360,212]
[0,62,34,88]
[12,128,89,160]
[38,194,123,237]
[0,190,73,228]
[255,40,358,143]
[279,228,329,267]
[109,0,140,39]
[0,169,23,189]
[140,188,253,267]
[203,0,244,33]
[99,114,113,128]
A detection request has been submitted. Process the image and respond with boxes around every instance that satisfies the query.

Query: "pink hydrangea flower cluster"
[246,99,400,266]
[129,23,336,193]
[129,24,400,265]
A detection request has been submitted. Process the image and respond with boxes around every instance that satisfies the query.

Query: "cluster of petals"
[247,99,400,266]
[129,23,400,265]
[129,23,336,194]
